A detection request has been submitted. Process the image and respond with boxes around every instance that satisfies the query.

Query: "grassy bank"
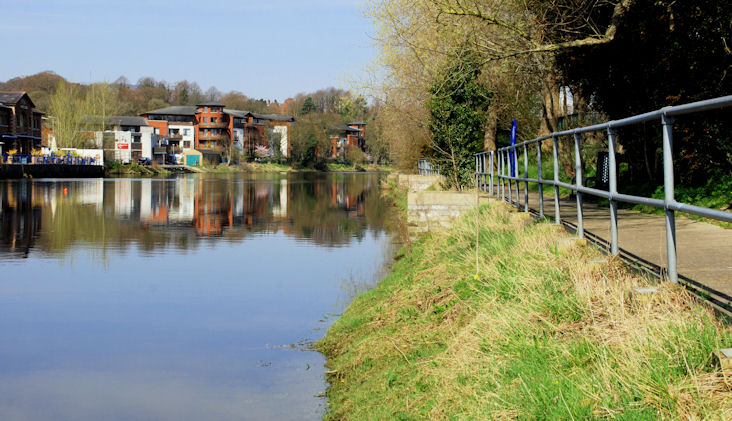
[105,162,171,177]
[192,162,392,173]
[318,202,732,419]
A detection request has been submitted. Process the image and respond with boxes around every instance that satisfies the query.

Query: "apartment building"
[140,101,295,161]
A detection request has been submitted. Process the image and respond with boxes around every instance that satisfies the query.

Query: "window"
[183,129,190,136]
[204,107,209,113]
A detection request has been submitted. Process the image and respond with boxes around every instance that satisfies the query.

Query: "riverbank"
[104,162,392,177]
[318,199,732,419]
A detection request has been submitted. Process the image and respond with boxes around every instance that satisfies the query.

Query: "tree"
[556,0,732,186]
[426,45,492,189]
[48,81,94,148]
[205,86,222,102]
[289,114,333,168]
[88,81,121,131]
[300,97,317,115]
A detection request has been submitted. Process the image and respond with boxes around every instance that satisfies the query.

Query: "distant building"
[106,116,156,163]
[0,92,44,155]
[330,123,365,159]
[139,102,295,162]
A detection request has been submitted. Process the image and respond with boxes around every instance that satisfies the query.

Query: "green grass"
[318,202,732,420]
[327,163,393,172]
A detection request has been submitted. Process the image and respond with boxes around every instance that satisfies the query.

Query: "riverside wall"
[0,164,104,179]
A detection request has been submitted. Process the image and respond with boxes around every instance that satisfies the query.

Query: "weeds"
[318,202,732,419]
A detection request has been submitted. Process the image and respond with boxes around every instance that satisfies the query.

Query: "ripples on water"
[0,173,396,420]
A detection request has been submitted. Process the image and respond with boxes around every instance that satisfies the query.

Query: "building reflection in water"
[0,173,390,258]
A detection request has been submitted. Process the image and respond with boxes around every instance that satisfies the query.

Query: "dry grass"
[318,201,732,420]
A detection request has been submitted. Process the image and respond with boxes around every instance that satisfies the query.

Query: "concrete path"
[487,183,732,300]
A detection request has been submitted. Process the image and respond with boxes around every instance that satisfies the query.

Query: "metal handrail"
[474,95,732,284]
[418,158,440,176]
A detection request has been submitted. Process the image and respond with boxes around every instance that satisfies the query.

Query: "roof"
[250,113,295,122]
[108,116,149,127]
[0,91,35,108]
[348,121,366,126]
[196,101,225,107]
[258,113,295,122]
[335,124,362,133]
[223,109,252,119]
[142,106,197,116]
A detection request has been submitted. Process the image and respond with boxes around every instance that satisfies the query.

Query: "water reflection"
[0,173,390,258]
[0,173,395,420]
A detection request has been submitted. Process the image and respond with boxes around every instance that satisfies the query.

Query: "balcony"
[198,133,229,142]
[198,121,228,129]
[169,133,183,140]
[131,142,142,151]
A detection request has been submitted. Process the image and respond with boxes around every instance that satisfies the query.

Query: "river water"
[0,172,396,420]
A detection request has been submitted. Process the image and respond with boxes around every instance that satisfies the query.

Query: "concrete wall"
[397,174,443,191]
[407,191,493,239]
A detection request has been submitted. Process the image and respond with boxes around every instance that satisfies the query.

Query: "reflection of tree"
[0,174,395,259]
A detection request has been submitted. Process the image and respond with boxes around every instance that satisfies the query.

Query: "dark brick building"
[0,92,44,155]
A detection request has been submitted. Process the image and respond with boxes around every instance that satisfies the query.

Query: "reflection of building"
[0,181,43,256]
[0,174,386,260]
[0,92,44,154]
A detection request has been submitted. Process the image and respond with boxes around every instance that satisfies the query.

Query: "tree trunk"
[483,105,498,170]
[538,74,562,137]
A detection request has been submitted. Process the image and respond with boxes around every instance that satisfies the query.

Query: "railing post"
[489,151,494,195]
[552,135,560,225]
[608,127,619,256]
[574,132,584,239]
[484,154,488,193]
[500,150,505,201]
[475,155,479,190]
[514,146,520,208]
[523,144,529,212]
[507,150,513,205]
[537,141,544,219]
[662,113,677,283]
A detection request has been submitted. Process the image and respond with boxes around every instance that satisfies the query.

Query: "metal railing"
[475,96,732,285]
[418,158,440,176]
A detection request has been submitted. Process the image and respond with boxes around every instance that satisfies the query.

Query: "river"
[0,172,396,420]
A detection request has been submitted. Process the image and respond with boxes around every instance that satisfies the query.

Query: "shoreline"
[316,186,732,419]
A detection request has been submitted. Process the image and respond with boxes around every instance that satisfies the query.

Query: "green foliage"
[557,0,732,186]
[426,45,492,189]
[289,114,330,169]
[300,96,317,115]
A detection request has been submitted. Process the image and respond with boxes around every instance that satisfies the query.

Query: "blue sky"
[0,0,375,101]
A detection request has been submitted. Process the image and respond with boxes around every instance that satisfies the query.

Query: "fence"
[474,96,732,287]
[418,158,440,176]
[2,153,102,166]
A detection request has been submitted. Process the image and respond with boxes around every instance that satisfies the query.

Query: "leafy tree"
[301,97,317,115]
[557,0,732,186]
[426,45,492,189]
[289,114,333,168]
[48,81,94,148]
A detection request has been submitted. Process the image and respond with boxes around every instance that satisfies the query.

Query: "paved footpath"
[488,184,732,300]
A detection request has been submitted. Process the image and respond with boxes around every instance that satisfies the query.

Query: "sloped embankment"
[318,201,732,419]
